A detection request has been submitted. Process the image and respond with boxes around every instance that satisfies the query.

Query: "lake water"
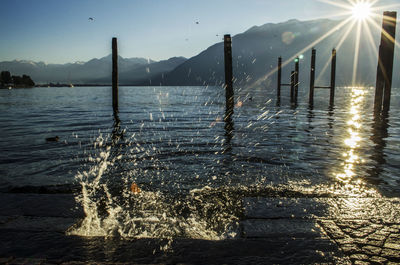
[0,85,399,239]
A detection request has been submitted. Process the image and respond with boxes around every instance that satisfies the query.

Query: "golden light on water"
[335,87,366,183]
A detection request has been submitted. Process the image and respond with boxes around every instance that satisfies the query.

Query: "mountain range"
[1,18,399,87]
[0,55,186,85]
[156,18,400,88]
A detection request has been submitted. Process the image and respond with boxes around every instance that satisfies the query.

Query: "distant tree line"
[0,71,35,88]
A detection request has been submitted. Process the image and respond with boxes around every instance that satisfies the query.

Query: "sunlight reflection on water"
[329,87,383,198]
[336,87,366,183]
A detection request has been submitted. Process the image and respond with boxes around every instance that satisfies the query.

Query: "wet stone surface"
[320,220,400,264]
[243,197,400,264]
[1,193,400,264]
[0,230,346,264]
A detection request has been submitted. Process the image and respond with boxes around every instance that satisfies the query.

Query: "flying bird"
[195,21,199,24]
[88,17,94,21]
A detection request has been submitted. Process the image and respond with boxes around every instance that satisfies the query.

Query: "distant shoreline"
[0,85,34,89]
[1,84,214,88]
[35,83,108,87]
[33,84,213,87]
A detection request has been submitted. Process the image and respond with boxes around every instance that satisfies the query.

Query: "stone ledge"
[0,216,78,232]
[0,231,346,264]
[241,219,324,238]
[0,193,83,218]
[244,197,400,221]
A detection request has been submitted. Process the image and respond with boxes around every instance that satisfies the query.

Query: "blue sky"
[0,0,399,64]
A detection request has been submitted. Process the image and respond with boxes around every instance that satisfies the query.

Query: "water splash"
[67,134,240,242]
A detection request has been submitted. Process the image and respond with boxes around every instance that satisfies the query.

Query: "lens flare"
[352,2,372,20]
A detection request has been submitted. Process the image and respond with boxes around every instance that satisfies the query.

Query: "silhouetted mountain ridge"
[0,56,182,84]
[92,57,187,85]
[153,18,400,88]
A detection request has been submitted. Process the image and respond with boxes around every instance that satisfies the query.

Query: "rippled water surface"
[0,85,399,239]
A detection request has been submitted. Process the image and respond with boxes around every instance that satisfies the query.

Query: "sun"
[352,2,372,20]
[262,0,400,87]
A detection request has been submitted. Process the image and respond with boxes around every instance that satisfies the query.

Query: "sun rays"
[316,0,399,86]
[254,0,399,89]
[352,2,373,20]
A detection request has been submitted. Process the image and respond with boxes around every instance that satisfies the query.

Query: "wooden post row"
[330,48,336,107]
[277,56,282,100]
[374,11,397,114]
[290,71,295,103]
[224,34,234,122]
[309,48,316,106]
[112,37,118,112]
[307,48,336,107]
[294,57,299,103]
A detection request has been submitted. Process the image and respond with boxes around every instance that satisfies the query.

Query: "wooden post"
[375,44,385,114]
[329,48,336,107]
[309,48,316,106]
[224,34,234,125]
[112,37,118,112]
[382,12,397,113]
[277,57,282,101]
[290,71,295,103]
[375,12,397,114]
[294,57,299,103]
